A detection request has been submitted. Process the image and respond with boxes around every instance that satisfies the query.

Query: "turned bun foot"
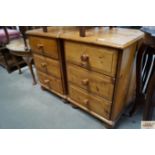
[72,104,78,109]
[104,123,114,129]
[61,98,69,104]
[40,86,46,91]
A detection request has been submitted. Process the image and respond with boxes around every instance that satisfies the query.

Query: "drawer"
[69,84,111,119]
[67,64,114,101]
[65,41,118,76]
[29,36,58,59]
[37,71,63,94]
[33,54,61,78]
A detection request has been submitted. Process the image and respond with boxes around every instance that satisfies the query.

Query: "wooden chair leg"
[27,58,37,85]
[2,51,11,73]
[12,54,22,74]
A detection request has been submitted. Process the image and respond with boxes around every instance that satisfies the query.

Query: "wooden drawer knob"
[37,44,44,49]
[81,79,89,85]
[83,99,89,105]
[81,54,89,66]
[41,63,47,67]
[81,54,89,61]
[44,79,50,84]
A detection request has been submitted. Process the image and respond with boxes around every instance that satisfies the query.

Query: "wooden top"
[26,26,77,38]
[27,27,144,49]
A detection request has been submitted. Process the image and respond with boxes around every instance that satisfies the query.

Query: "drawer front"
[33,54,61,78]
[65,41,118,76]
[29,36,58,59]
[37,71,63,94]
[33,54,46,73]
[69,84,111,119]
[67,64,114,101]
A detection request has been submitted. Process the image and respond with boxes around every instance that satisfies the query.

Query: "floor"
[0,66,147,129]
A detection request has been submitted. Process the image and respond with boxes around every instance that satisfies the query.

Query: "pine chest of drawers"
[27,27,144,128]
[65,41,117,120]
[28,35,67,98]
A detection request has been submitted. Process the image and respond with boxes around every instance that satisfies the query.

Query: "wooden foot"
[19,69,22,74]
[72,104,78,109]
[104,123,114,129]
[62,98,69,104]
[41,86,46,91]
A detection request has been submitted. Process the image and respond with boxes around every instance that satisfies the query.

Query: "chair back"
[137,44,155,96]
[0,26,47,48]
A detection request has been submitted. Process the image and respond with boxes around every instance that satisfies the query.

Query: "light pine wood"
[26,27,77,39]
[29,36,58,59]
[33,54,47,73]
[33,54,61,78]
[27,27,144,49]
[61,27,144,49]
[65,41,118,77]
[67,97,114,126]
[37,71,63,94]
[28,35,66,98]
[125,57,136,105]
[69,84,111,119]
[67,63,114,101]
[27,27,144,128]
[110,43,138,120]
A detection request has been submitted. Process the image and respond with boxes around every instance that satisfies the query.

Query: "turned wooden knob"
[37,44,44,49]
[41,62,47,67]
[44,79,50,84]
[81,54,89,66]
[81,54,89,61]
[83,99,89,105]
[81,79,89,85]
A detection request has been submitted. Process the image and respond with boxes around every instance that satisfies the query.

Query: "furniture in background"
[0,27,24,73]
[130,27,155,120]
[6,38,37,85]
[3,26,47,84]
[5,26,40,85]
[0,26,47,73]
[27,27,144,128]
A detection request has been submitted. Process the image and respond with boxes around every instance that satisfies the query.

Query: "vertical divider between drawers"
[57,39,68,96]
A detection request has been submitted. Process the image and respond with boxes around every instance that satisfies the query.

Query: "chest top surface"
[27,27,144,49]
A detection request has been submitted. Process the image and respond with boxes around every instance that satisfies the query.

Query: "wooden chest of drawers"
[27,27,144,128]
[64,40,137,126]
[28,35,66,98]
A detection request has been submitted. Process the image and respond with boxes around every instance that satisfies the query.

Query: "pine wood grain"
[33,54,61,78]
[65,41,118,77]
[67,63,114,101]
